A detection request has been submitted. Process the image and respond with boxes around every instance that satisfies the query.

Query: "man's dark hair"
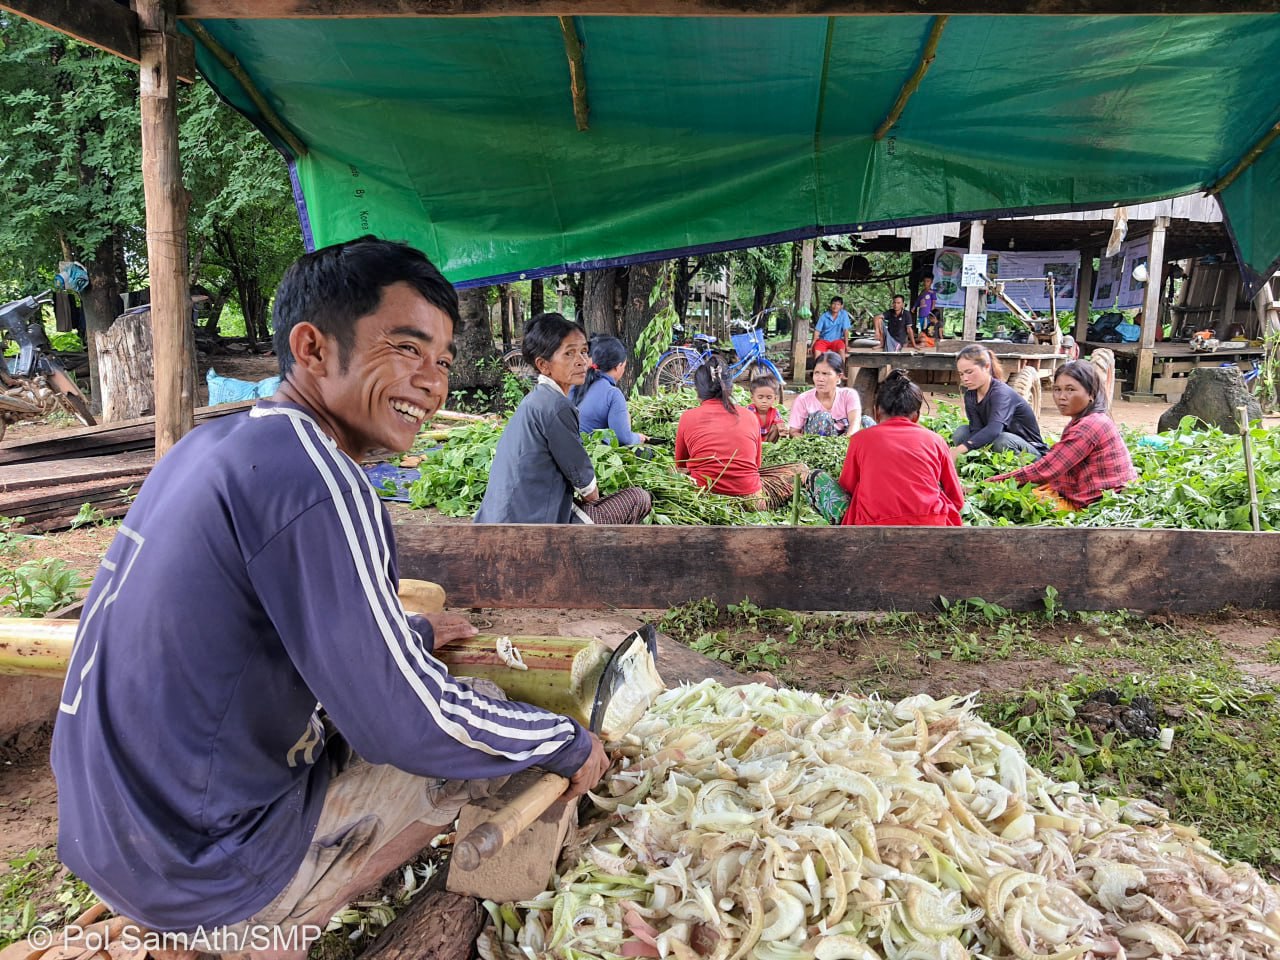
[523,312,585,368]
[892,294,905,304]
[272,236,460,378]
[830,296,844,306]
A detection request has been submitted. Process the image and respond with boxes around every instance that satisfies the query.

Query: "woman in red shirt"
[838,370,964,526]
[988,360,1136,510]
[675,358,807,510]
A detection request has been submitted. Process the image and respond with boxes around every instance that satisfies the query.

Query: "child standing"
[748,376,784,442]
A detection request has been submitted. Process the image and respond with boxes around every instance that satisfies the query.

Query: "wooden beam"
[873,15,947,141]
[185,23,307,155]
[393,525,1280,613]
[962,219,984,340]
[174,0,1280,17]
[138,0,196,457]
[791,239,815,384]
[0,0,195,81]
[1073,247,1095,343]
[557,16,589,131]
[1133,216,1168,395]
[1210,114,1280,195]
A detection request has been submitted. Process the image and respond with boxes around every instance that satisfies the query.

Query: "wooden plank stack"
[0,401,253,531]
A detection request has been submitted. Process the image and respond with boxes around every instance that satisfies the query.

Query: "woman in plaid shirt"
[989,360,1136,510]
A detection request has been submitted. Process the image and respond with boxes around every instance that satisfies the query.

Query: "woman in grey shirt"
[475,313,651,524]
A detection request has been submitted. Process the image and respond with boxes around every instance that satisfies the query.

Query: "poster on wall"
[1118,237,1149,310]
[931,248,969,308]
[1094,251,1127,305]
[983,250,1080,313]
[932,248,1079,312]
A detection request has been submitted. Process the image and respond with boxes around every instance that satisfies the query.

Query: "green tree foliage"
[0,15,301,349]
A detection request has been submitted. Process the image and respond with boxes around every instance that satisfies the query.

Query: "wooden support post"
[962,220,985,341]
[1074,248,1094,343]
[1133,216,1168,396]
[138,0,193,457]
[790,239,815,386]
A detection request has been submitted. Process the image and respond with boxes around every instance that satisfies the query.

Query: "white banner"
[1118,237,1150,310]
[932,248,1080,313]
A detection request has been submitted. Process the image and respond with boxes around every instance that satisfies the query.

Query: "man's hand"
[949,444,968,463]
[563,731,610,799]
[421,612,478,649]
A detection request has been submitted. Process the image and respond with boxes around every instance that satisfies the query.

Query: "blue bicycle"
[653,321,785,393]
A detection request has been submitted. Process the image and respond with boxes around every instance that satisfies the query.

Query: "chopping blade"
[589,624,665,741]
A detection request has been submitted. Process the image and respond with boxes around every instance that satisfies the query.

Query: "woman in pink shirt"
[788,352,863,437]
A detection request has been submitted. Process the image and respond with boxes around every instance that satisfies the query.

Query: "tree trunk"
[498,283,513,349]
[582,268,620,339]
[674,257,693,325]
[450,286,502,393]
[568,273,585,321]
[619,260,667,394]
[97,309,156,421]
[530,277,545,317]
[81,234,125,416]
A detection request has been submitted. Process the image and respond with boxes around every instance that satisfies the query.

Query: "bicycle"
[652,320,785,393]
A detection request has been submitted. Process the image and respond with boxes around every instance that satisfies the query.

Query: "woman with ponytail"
[570,336,647,445]
[833,370,964,526]
[950,345,1046,462]
[674,357,808,510]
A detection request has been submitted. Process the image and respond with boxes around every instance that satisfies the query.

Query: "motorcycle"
[0,290,96,442]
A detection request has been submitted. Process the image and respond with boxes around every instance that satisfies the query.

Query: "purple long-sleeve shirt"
[51,400,590,931]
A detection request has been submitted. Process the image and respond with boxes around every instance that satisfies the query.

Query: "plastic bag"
[206,367,281,406]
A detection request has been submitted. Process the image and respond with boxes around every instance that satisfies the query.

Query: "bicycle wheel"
[502,347,535,381]
[654,351,698,392]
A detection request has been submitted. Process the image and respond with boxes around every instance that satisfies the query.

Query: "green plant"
[0,848,97,948]
[69,502,108,529]
[0,559,84,617]
[0,516,27,558]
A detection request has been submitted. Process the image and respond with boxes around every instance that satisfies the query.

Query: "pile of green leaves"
[962,418,1280,530]
[407,423,821,525]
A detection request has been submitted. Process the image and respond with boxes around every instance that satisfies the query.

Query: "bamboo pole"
[558,16,589,131]
[873,16,948,140]
[138,0,194,457]
[0,619,76,678]
[186,21,307,157]
[1238,405,1261,532]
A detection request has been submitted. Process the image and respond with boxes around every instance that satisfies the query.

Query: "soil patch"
[0,725,58,871]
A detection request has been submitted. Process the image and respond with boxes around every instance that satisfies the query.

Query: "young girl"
[988,360,1136,510]
[836,370,964,526]
[747,375,784,443]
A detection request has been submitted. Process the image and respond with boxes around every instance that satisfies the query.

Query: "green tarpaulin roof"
[187,15,1280,286]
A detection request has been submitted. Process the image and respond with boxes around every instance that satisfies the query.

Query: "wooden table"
[843,342,1067,412]
[1083,341,1263,401]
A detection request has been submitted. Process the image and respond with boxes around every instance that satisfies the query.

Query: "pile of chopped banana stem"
[478,682,1280,960]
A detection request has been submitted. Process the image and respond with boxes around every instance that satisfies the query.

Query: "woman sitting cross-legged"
[987,360,1136,511]
[816,370,964,526]
[475,313,651,524]
[788,351,866,437]
[570,335,647,446]
[674,357,808,511]
[949,344,1047,462]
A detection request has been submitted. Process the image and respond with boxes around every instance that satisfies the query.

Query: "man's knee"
[991,433,1029,454]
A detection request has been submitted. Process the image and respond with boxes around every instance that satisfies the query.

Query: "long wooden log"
[393,524,1280,613]
[138,0,195,457]
[175,0,1280,17]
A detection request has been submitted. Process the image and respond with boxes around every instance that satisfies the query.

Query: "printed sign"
[962,254,989,288]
